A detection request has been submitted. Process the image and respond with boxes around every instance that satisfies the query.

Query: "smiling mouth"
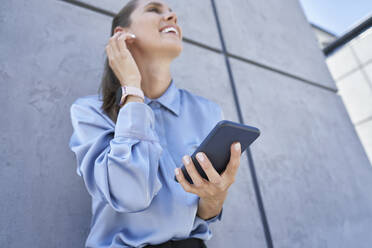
[161,32,178,36]
[159,32,180,40]
[159,26,180,38]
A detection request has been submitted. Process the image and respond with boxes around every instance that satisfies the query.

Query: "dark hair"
[98,0,139,123]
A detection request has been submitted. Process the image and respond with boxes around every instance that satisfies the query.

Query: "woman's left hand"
[175,141,241,218]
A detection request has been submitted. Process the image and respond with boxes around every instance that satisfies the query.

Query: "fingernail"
[183,155,190,164]
[234,142,241,151]
[196,153,204,162]
[174,168,179,175]
[130,34,136,38]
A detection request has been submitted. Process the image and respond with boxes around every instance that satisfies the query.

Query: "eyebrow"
[144,1,172,12]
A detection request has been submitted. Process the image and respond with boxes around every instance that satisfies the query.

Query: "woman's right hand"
[105,31,142,88]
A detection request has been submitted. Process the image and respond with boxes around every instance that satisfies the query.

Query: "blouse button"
[150,101,161,109]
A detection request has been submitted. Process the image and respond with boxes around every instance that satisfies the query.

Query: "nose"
[163,11,177,24]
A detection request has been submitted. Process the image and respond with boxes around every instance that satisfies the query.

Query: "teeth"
[161,27,178,35]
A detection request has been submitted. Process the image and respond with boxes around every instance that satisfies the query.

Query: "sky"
[298,0,372,36]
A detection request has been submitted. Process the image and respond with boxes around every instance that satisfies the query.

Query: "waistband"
[144,237,206,248]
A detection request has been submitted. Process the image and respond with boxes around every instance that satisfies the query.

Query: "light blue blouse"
[69,79,224,248]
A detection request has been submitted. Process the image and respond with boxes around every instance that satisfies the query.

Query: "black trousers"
[144,238,207,248]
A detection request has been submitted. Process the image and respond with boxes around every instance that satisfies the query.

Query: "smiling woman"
[99,0,183,122]
[68,0,241,248]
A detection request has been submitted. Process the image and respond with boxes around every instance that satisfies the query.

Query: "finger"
[175,168,196,194]
[105,43,112,58]
[109,31,122,56]
[117,33,128,52]
[183,155,204,187]
[196,152,221,185]
[105,43,115,66]
[221,142,241,181]
[117,33,136,52]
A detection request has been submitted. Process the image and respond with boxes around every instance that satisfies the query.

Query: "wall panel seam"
[210,0,274,247]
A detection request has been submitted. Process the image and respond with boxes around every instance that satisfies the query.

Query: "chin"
[169,49,183,60]
[168,44,183,57]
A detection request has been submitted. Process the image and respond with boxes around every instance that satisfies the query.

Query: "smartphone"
[174,120,260,184]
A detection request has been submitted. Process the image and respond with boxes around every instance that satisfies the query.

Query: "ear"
[113,26,126,34]
[113,26,135,44]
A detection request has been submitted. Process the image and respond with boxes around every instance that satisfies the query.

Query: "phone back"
[176,120,260,184]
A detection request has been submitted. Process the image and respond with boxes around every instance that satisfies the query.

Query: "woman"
[69,0,242,247]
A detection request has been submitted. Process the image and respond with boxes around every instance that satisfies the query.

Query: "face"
[117,0,183,59]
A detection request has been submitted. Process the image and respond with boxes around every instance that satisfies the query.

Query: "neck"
[134,55,173,99]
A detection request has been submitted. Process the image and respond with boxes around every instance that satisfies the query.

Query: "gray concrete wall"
[1,0,372,247]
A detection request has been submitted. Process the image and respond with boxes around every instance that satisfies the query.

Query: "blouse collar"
[144,78,180,116]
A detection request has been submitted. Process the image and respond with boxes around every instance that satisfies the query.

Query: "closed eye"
[148,7,160,13]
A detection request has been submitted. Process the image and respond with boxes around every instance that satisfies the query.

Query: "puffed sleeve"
[68,98,163,213]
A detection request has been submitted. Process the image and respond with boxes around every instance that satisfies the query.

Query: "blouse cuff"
[204,207,223,224]
[114,102,158,142]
